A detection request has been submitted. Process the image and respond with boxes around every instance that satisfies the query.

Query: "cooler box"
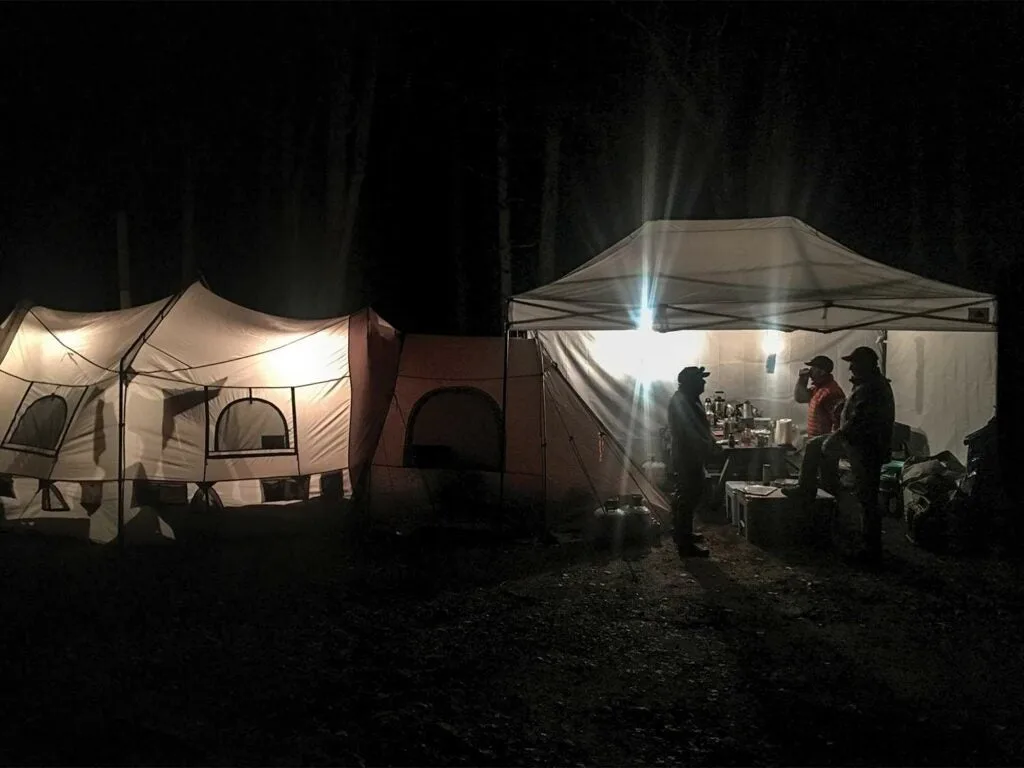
[726,481,835,549]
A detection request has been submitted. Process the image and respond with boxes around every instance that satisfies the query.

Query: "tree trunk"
[338,47,378,312]
[326,56,354,305]
[538,115,561,287]
[768,34,796,216]
[451,118,469,333]
[497,105,512,330]
[640,57,658,225]
[280,109,297,260]
[949,73,970,276]
[279,103,318,314]
[908,94,927,271]
[258,90,276,303]
[326,42,378,314]
[182,144,196,288]
[116,210,131,309]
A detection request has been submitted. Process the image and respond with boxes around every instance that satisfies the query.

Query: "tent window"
[213,398,292,455]
[404,387,503,472]
[80,481,103,516]
[133,480,189,507]
[260,476,310,503]
[39,480,70,513]
[7,394,68,453]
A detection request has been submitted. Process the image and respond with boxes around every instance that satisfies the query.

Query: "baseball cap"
[841,346,879,365]
[677,366,711,384]
[803,355,834,373]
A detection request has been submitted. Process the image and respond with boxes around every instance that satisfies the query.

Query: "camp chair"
[891,422,912,461]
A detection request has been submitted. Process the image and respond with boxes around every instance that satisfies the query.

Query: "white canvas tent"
[509,217,997,463]
[0,281,400,543]
[368,334,668,533]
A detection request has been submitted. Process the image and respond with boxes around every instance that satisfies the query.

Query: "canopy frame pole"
[499,304,511,515]
[116,363,127,553]
[537,338,549,534]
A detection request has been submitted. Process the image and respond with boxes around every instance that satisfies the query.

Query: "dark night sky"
[2,2,1022,334]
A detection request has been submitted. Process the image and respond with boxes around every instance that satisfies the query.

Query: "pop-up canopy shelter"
[508,217,997,464]
[0,281,399,543]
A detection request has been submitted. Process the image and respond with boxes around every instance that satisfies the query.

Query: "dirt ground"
[2,513,1023,767]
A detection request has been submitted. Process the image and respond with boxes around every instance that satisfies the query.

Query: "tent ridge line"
[520,290,992,306]
[120,287,192,374]
[0,369,119,390]
[127,370,351,389]
[131,314,351,376]
[0,302,34,371]
[26,308,117,374]
[826,299,997,326]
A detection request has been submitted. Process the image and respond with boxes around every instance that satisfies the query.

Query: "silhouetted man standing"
[667,366,721,559]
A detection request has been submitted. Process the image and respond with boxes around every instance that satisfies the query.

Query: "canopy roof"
[508,217,997,333]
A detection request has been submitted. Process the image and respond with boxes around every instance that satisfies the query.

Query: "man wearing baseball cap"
[793,355,846,438]
[784,345,895,561]
[667,366,721,558]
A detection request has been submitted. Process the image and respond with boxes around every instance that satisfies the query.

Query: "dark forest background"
[2,2,1022,335]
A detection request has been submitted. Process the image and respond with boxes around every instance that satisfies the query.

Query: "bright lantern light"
[761,329,784,356]
[266,331,341,383]
[590,329,707,386]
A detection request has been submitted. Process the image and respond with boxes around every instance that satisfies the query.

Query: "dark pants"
[798,434,883,553]
[672,464,705,548]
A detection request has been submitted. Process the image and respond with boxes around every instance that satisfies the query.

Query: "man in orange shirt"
[793,355,846,438]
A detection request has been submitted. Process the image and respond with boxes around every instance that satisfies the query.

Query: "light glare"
[637,305,654,333]
[761,329,784,356]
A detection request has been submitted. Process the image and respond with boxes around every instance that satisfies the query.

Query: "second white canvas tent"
[509,217,997,463]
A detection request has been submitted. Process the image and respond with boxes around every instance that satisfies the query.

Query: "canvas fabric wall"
[537,329,880,465]
[886,331,997,461]
[368,335,668,533]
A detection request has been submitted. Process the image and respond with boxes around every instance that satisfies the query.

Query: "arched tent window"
[7,394,68,453]
[404,387,503,471]
[214,398,291,454]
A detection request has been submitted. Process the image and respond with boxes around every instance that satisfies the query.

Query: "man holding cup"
[793,355,846,439]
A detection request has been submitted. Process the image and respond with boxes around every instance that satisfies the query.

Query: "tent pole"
[879,329,889,377]
[499,308,511,514]
[537,337,549,533]
[116,364,126,553]
[112,287,188,550]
